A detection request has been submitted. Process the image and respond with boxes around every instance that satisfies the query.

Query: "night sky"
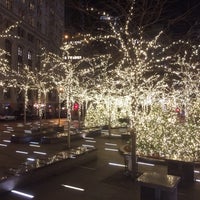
[65,0,200,36]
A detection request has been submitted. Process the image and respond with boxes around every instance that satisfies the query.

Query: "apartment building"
[0,0,65,117]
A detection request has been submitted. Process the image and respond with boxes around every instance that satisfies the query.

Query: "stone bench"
[137,172,180,200]
[10,126,64,143]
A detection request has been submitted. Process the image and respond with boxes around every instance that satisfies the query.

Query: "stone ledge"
[0,146,97,194]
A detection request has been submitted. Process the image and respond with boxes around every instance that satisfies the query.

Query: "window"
[37,21,42,31]
[27,33,34,43]
[5,40,12,65]
[18,46,23,57]
[36,39,42,48]
[28,17,35,27]
[18,9,25,19]
[27,50,32,67]
[4,88,11,99]
[17,27,25,37]
[29,2,35,11]
[6,0,12,10]
[37,0,43,5]
[5,20,12,29]
[0,14,3,25]
[37,6,42,16]
[28,51,32,60]
[17,46,23,69]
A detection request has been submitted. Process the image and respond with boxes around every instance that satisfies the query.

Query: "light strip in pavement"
[111,134,121,137]
[3,139,11,143]
[85,140,96,143]
[30,142,40,145]
[61,184,85,191]
[29,144,40,148]
[0,143,7,147]
[33,151,47,155]
[109,162,125,167]
[105,142,117,146]
[82,144,95,148]
[16,150,28,155]
[137,162,155,167]
[83,136,94,140]
[105,148,118,152]
[27,158,35,161]
[11,190,34,198]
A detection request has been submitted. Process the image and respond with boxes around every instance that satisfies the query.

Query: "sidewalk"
[0,119,200,200]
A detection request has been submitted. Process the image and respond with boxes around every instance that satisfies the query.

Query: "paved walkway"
[0,119,200,200]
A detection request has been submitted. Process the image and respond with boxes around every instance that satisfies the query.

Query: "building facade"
[0,0,65,117]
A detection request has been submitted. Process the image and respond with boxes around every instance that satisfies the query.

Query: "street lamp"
[64,34,69,40]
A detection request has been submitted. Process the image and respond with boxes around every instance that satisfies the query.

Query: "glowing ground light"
[105,148,118,152]
[137,162,155,167]
[33,151,47,155]
[0,143,7,147]
[82,144,95,148]
[85,140,96,143]
[29,144,40,148]
[3,131,10,133]
[16,150,28,154]
[27,158,35,161]
[109,161,155,167]
[3,139,11,143]
[30,142,40,145]
[109,162,125,167]
[11,190,34,198]
[83,136,94,140]
[105,142,117,146]
[61,184,85,191]
[111,134,121,137]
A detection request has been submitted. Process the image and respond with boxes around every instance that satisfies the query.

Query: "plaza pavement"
[0,119,200,200]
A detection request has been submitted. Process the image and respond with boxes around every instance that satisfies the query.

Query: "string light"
[1,7,199,162]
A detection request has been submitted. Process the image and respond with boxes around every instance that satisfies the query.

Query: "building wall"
[0,0,65,116]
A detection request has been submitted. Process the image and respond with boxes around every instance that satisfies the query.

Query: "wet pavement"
[0,119,200,200]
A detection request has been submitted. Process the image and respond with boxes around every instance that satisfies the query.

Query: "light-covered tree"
[7,65,35,124]
[69,1,200,177]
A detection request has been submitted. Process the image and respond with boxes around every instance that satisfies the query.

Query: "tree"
[8,65,35,124]
[0,22,20,87]
[66,1,200,178]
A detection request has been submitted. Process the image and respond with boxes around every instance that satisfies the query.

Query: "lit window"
[29,2,35,11]
[28,51,32,60]
[28,50,32,67]
[6,0,12,10]
[5,39,12,65]
[17,46,23,67]
[18,46,23,57]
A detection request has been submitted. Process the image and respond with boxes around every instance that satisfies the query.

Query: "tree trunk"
[130,129,138,179]
[23,88,28,125]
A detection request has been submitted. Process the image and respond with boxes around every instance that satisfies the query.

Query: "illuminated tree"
[0,22,20,85]
[32,48,62,121]
[71,2,200,171]
[0,49,9,87]
[7,65,35,124]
